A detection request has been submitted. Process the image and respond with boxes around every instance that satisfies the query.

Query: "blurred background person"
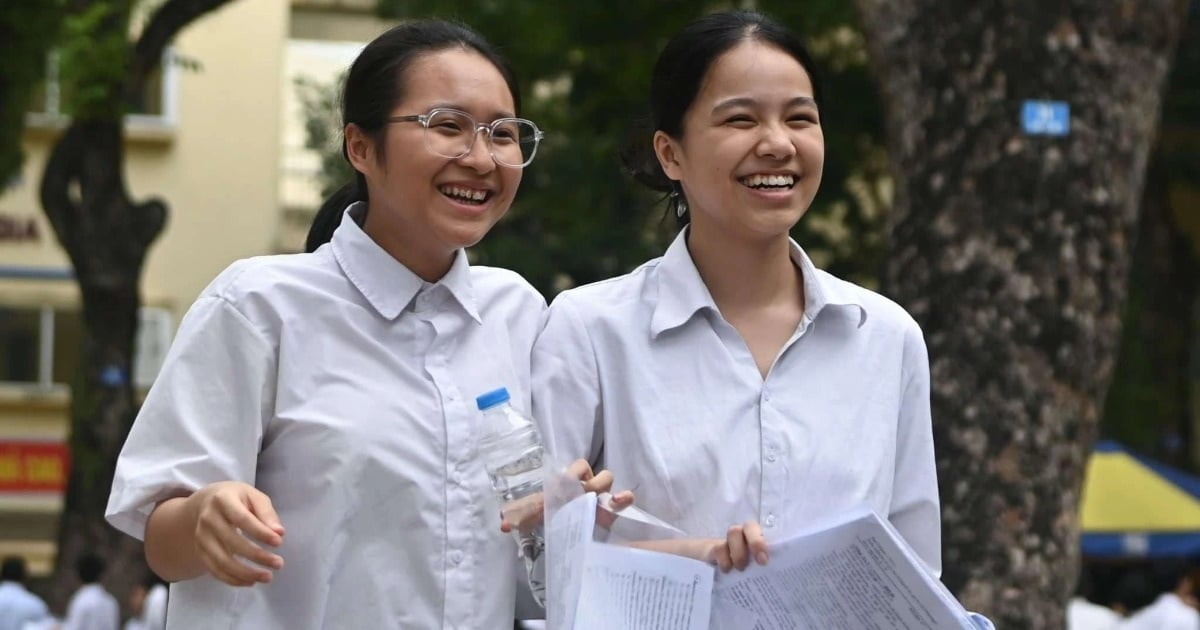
[0,556,52,630]
[61,553,118,630]
[1119,559,1199,629]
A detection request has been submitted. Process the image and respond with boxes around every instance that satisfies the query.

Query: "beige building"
[0,0,391,574]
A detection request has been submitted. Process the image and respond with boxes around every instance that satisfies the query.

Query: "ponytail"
[305,179,366,253]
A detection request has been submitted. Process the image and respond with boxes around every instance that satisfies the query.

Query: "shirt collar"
[651,229,867,337]
[330,202,480,322]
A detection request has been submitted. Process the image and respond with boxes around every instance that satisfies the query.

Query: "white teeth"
[741,174,795,188]
[440,186,488,202]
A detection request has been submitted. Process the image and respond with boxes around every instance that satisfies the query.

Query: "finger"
[726,525,749,570]
[567,458,594,482]
[222,527,284,571]
[582,470,613,494]
[499,515,514,534]
[206,557,260,587]
[244,491,286,538]
[196,535,267,586]
[218,497,283,547]
[743,520,768,565]
[610,490,635,510]
[712,543,733,573]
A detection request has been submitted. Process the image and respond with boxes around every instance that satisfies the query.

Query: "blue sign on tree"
[1021,100,1071,136]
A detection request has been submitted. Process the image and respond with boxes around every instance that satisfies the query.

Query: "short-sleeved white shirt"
[62,584,119,630]
[532,229,942,575]
[107,205,546,629]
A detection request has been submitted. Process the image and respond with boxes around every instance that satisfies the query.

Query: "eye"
[788,112,819,125]
[723,115,756,127]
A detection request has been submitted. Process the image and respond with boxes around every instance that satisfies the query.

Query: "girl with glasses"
[106,19,615,629]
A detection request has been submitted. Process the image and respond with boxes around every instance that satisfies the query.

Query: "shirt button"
[449,550,464,564]
[763,514,777,528]
[766,452,777,463]
[763,391,772,403]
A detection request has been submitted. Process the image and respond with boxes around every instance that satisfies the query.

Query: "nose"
[756,123,797,161]
[457,126,496,173]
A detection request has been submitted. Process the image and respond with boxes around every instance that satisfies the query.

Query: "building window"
[0,306,170,389]
[25,49,179,129]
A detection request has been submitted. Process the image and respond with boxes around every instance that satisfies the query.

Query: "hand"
[711,520,768,573]
[632,521,768,572]
[498,459,635,534]
[187,481,286,587]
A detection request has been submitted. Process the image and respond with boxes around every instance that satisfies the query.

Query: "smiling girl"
[533,10,942,577]
[106,20,581,629]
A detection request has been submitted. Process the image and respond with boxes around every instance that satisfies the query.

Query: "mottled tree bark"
[39,0,234,610]
[852,1,1188,626]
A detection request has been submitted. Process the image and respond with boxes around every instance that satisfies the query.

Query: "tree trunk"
[852,1,1188,626]
[38,0,234,610]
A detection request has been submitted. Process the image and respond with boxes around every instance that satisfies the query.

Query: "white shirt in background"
[62,584,118,630]
[106,206,546,629]
[1121,593,1200,630]
[1067,596,1121,630]
[0,581,51,630]
[533,229,942,573]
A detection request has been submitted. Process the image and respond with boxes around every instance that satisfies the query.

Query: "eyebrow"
[711,96,818,114]
[427,102,517,120]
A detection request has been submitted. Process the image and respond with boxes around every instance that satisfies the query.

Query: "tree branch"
[127,0,234,97]
[39,123,85,254]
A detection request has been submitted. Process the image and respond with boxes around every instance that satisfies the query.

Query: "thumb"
[246,488,286,536]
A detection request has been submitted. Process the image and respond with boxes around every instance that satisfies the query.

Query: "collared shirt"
[63,584,119,630]
[532,229,942,575]
[107,204,546,629]
[1121,593,1200,630]
[0,581,51,630]
[1067,597,1121,630]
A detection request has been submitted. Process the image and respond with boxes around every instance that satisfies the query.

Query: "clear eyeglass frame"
[386,107,545,168]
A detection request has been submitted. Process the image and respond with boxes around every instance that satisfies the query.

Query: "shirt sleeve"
[105,294,277,540]
[889,321,943,578]
[531,294,605,471]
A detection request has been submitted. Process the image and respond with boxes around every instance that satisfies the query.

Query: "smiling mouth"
[738,174,796,190]
[439,185,493,206]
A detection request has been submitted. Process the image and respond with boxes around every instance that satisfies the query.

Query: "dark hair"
[1110,568,1159,614]
[76,552,106,583]
[1,555,26,582]
[306,19,520,251]
[620,10,823,226]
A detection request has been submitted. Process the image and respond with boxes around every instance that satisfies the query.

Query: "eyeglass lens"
[423,110,538,166]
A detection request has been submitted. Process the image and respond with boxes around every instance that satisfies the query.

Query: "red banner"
[0,442,69,492]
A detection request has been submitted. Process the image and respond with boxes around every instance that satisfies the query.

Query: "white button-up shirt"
[0,581,51,630]
[532,230,942,575]
[62,584,119,630]
[107,206,546,629]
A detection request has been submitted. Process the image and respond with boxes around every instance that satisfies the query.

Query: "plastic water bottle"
[476,387,546,606]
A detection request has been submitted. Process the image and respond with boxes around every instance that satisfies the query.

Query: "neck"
[362,203,455,283]
[686,222,803,311]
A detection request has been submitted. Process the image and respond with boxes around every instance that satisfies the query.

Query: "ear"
[652,130,684,182]
[344,123,377,175]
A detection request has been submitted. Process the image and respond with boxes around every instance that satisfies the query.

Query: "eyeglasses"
[387,108,545,168]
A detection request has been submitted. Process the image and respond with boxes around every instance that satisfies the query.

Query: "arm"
[889,322,942,576]
[106,291,281,586]
[145,483,284,585]
[531,295,606,471]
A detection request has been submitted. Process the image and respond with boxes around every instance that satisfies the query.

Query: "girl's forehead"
[696,41,814,102]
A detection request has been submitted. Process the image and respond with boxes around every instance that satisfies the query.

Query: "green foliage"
[0,1,66,188]
[59,1,133,121]
[370,0,890,296]
[296,73,355,199]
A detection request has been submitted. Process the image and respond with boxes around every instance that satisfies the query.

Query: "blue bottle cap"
[475,387,511,410]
